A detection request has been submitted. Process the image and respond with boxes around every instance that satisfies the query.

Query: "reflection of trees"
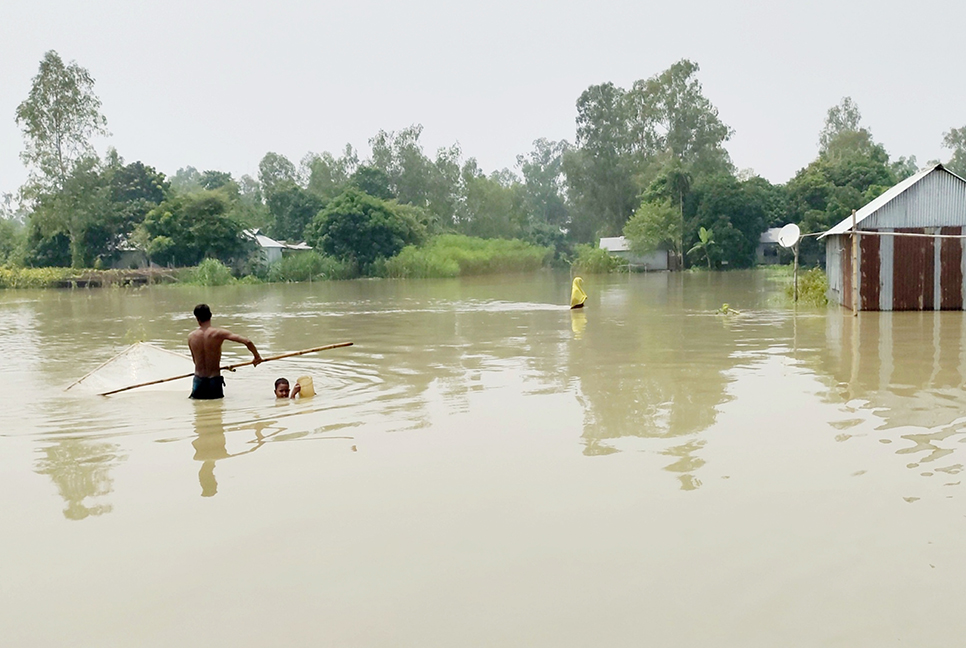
[35,438,120,520]
[819,312,966,475]
[566,278,733,488]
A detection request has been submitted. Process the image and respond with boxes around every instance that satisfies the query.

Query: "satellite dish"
[778,223,801,248]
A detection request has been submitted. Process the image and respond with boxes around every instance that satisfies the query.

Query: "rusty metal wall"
[940,227,963,309]
[860,234,880,310]
[893,228,934,310]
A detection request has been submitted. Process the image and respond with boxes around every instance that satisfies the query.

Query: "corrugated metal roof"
[599,236,630,252]
[820,164,966,238]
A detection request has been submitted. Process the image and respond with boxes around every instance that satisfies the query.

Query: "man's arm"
[221,330,263,366]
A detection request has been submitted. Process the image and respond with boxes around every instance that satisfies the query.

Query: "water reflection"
[822,311,966,481]
[567,276,734,489]
[35,437,121,520]
[191,401,277,497]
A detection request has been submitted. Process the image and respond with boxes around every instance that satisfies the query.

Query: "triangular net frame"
[65,342,194,394]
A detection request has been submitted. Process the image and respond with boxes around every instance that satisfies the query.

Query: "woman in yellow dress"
[570,276,587,309]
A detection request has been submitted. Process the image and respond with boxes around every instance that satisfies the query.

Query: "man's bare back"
[188,325,262,377]
[188,304,262,399]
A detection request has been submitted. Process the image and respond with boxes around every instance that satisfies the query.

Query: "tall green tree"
[136,191,251,267]
[818,97,862,153]
[623,199,681,257]
[258,152,298,198]
[627,59,733,178]
[267,184,325,242]
[565,82,638,241]
[517,138,570,229]
[943,126,966,177]
[304,188,427,270]
[15,51,109,195]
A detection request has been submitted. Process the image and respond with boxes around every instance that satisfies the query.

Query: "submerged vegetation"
[788,267,830,306]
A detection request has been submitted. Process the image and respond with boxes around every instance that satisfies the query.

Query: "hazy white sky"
[2,0,964,199]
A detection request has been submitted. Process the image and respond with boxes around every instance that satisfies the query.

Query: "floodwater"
[2,270,965,647]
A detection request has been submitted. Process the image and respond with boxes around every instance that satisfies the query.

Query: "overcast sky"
[2,0,964,200]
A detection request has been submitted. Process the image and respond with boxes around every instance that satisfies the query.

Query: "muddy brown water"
[2,270,964,646]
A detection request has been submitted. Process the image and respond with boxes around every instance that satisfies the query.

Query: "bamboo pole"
[98,342,354,396]
[851,209,858,316]
[793,242,800,303]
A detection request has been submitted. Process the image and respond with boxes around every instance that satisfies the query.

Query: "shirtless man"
[188,303,262,399]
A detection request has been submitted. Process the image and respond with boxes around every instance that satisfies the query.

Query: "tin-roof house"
[244,229,313,265]
[820,164,966,310]
[599,236,669,271]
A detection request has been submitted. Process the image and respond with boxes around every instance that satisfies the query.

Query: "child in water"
[274,376,315,399]
[274,378,301,399]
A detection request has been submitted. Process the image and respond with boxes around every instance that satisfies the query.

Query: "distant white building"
[599,236,669,271]
[757,227,782,265]
[244,229,313,265]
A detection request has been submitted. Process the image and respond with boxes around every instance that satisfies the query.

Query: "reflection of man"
[192,402,274,497]
[188,303,262,399]
[274,378,301,399]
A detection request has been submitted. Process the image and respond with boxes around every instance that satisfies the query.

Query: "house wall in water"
[823,165,966,311]
[826,229,966,310]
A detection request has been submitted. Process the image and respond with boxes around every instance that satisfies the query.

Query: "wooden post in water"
[793,241,800,303]
[851,208,858,316]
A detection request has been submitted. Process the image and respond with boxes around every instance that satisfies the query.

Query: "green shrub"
[267,252,354,282]
[785,267,828,306]
[381,234,551,278]
[0,266,72,288]
[185,258,235,286]
[572,244,626,274]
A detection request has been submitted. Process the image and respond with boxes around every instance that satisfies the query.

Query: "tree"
[517,138,570,229]
[266,184,325,242]
[169,166,202,194]
[304,146,358,198]
[943,126,966,177]
[27,156,118,267]
[623,199,681,257]
[15,51,109,194]
[304,189,427,270]
[683,174,768,268]
[258,152,298,197]
[199,170,233,190]
[819,97,862,153]
[136,191,252,266]
[627,59,734,178]
[349,165,395,200]
[565,83,638,241]
[456,161,526,239]
[687,227,715,269]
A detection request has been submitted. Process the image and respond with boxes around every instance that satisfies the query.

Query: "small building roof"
[243,229,312,250]
[820,164,966,238]
[759,227,782,244]
[599,236,630,252]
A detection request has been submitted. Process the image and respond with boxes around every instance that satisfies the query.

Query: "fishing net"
[66,342,194,395]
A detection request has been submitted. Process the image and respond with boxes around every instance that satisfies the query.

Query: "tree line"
[3,51,965,272]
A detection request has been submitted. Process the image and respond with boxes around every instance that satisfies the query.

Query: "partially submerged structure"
[599,236,669,271]
[821,164,966,311]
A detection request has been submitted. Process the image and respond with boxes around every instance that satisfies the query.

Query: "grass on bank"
[380,235,552,279]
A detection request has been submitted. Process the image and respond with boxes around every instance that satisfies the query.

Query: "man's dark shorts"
[190,375,225,399]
